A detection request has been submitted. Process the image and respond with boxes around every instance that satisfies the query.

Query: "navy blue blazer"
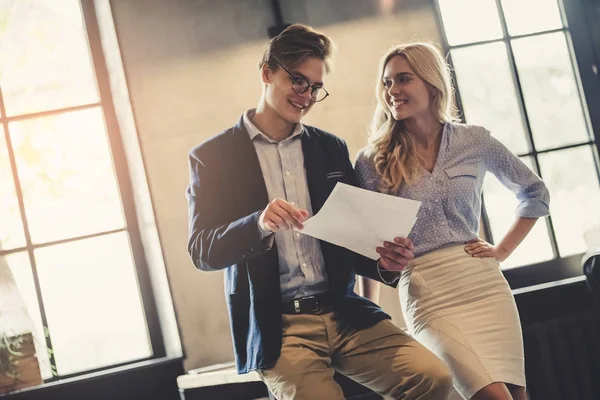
[187,116,395,373]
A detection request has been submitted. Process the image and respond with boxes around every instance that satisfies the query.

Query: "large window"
[0,0,164,381]
[436,0,600,271]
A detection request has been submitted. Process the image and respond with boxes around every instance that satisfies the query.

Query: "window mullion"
[0,86,60,380]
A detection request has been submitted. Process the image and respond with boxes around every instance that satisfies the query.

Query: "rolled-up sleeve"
[484,132,550,218]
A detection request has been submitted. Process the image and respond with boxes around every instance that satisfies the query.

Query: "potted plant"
[0,332,24,393]
[0,254,43,394]
[0,331,42,394]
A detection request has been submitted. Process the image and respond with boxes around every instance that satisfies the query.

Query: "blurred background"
[1,0,599,399]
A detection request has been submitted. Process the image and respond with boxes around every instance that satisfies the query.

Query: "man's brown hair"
[259,24,334,73]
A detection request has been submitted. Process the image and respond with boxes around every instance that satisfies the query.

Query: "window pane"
[438,0,503,45]
[538,146,600,256]
[0,0,99,116]
[500,0,563,36]
[512,32,590,151]
[483,156,554,269]
[1,251,52,379]
[10,108,125,244]
[34,233,152,375]
[0,126,26,249]
[451,43,529,154]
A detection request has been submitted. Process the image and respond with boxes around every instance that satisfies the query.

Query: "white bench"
[177,361,270,400]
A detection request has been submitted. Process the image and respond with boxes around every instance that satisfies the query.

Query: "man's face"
[262,56,327,124]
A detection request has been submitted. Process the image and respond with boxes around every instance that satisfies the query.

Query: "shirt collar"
[243,108,304,143]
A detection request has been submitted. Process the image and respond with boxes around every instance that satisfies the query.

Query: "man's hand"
[259,198,309,232]
[376,237,414,272]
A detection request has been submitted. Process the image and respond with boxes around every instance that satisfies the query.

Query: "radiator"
[524,310,600,400]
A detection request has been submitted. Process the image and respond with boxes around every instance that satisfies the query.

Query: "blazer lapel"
[301,128,327,214]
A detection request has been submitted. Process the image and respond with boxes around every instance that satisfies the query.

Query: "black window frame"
[0,0,168,383]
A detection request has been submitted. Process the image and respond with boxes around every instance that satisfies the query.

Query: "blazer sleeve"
[354,254,400,288]
[186,150,274,271]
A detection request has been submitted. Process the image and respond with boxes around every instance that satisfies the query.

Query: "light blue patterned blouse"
[355,122,550,257]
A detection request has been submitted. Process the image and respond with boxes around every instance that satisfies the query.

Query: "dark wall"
[582,0,600,65]
[517,280,600,400]
[567,0,600,149]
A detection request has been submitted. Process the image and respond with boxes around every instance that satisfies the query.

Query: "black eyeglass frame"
[275,61,330,102]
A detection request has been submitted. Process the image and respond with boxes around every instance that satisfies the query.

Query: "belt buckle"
[304,295,320,313]
[293,295,320,314]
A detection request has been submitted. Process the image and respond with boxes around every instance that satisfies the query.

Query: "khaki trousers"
[258,312,452,400]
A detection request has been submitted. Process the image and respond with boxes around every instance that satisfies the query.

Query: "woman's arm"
[468,129,550,261]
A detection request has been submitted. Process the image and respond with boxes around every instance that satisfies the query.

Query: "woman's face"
[382,55,434,122]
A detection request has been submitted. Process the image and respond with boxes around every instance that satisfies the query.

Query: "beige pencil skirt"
[399,244,526,399]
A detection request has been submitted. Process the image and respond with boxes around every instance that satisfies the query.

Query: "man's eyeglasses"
[276,62,329,102]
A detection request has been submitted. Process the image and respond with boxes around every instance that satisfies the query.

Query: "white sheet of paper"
[301,183,421,259]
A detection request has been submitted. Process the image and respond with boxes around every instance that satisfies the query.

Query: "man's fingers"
[384,241,413,258]
[269,207,303,230]
[386,252,411,265]
[275,199,307,222]
[265,214,286,231]
[378,254,407,271]
[299,209,310,218]
[393,237,414,251]
[290,219,304,230]
[377,247,411,267]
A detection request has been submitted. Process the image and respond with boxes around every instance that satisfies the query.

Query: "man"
[186,24,451,399]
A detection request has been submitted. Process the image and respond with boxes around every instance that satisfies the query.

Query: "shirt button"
[295,232,301,238]
[302,263,307,268]
[285,171,291,176]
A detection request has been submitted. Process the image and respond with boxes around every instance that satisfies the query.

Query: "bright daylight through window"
[0,0,152,382]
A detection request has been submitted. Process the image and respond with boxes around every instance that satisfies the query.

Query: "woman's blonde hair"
[365,42,457,193]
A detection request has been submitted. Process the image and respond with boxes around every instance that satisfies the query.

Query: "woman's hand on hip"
[464,238,509,262]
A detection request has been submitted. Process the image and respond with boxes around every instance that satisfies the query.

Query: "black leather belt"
[282,293,334,314]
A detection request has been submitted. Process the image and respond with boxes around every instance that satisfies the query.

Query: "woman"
[355,42,550,400]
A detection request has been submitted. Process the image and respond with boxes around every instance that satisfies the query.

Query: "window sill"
[3,356,184,400]
[504,253,585,290]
